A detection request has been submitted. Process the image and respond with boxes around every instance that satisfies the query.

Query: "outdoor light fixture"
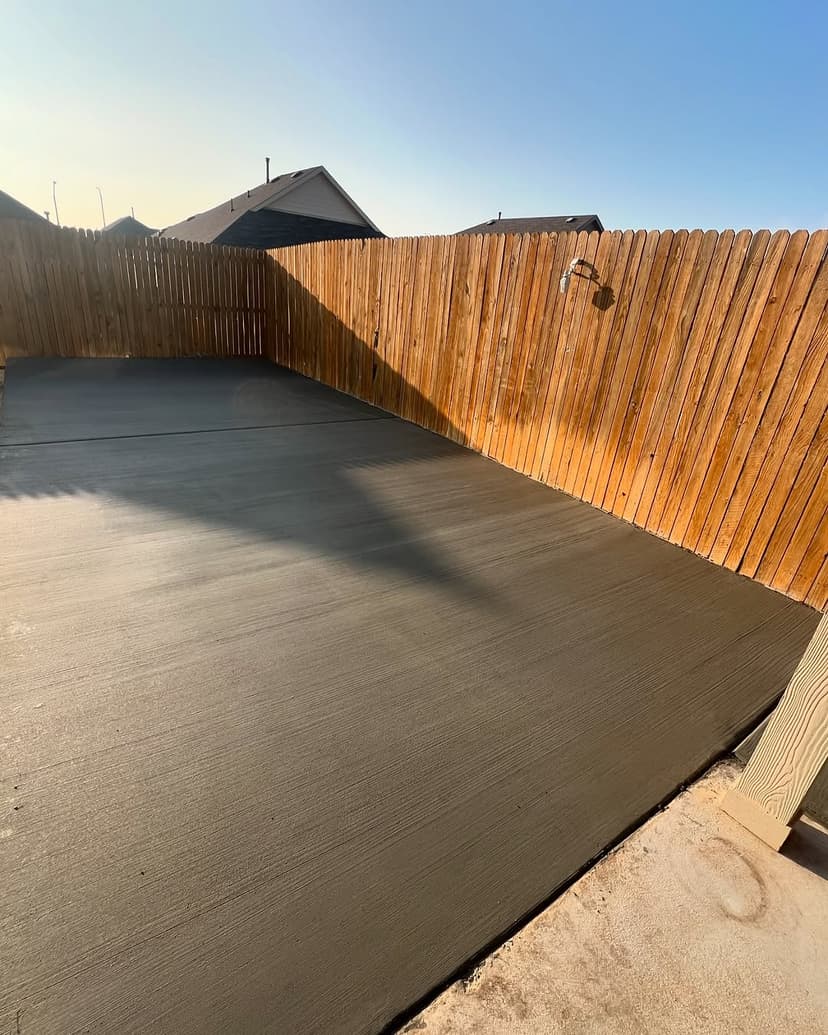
[560,257,602,294]
[560,257,584,294]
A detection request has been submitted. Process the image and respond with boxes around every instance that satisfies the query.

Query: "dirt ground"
[408,760,828,1034]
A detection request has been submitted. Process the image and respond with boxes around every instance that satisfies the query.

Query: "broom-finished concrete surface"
[1,360,819,1034]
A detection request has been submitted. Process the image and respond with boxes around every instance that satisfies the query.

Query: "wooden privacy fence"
[1,219,825,609]
[0,219,268,360]
[268,230,828,611]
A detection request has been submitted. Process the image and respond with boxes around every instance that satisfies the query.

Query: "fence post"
[721,612,828,848]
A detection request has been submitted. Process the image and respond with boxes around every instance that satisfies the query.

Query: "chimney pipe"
[265,156,270,183]
[498,210,502,220]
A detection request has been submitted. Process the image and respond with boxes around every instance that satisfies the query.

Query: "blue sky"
[2,1,826,235]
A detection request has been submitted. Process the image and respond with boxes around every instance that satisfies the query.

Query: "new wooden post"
[722,613,828,849]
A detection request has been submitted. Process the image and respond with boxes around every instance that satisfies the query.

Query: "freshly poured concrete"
[0,360,819,1034]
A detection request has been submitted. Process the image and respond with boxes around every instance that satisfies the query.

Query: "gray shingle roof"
[102,216,157,238]
[0,189,46,222]
[159,166,380,247]
[160,168,316,243]
[214,209,383,249]
[457,214,604,235]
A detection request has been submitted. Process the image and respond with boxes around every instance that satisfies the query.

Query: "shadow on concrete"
[0,354,496,606]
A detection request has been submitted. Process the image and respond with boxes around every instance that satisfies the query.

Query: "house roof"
[0,189,46,222]
[102,215,157,238]
[160,166,381,246]
[457,214,604,235]
[213,209,384,250]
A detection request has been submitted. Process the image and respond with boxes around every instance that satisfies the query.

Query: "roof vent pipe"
[265,156,270,183]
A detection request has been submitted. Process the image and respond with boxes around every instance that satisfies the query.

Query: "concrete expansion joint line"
[0,414,393,448]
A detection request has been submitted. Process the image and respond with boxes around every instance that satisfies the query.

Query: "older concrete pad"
[0,357,382,444]
[410,761,828,1035]
[0,360,819,1034]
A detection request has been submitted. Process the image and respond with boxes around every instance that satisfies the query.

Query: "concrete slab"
[0,357,382,444]
[409,761,828,1034]
[0,360,820,1034]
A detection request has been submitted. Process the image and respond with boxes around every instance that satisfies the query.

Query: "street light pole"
[96,186,106,229]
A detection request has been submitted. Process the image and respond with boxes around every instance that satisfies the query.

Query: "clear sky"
[3,1,826,236]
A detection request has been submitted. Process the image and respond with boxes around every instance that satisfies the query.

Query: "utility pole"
[96,186,106,228]
[52,181,61,226]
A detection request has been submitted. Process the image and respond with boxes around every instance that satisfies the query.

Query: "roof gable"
[258,170,368,227]
[161,166,379,243]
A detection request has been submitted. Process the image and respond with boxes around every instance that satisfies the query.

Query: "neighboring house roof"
[160,166,383,249]
[213,209,384,250]
[102,215,157,238]
[0,189,46,222]
[457,214,604,235]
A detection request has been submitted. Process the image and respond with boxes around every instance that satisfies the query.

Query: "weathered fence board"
[268,230,828,609]
[0,220,268,359]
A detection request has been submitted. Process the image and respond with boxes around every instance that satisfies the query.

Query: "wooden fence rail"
[268,230,828,610]
[0,219,268,359]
